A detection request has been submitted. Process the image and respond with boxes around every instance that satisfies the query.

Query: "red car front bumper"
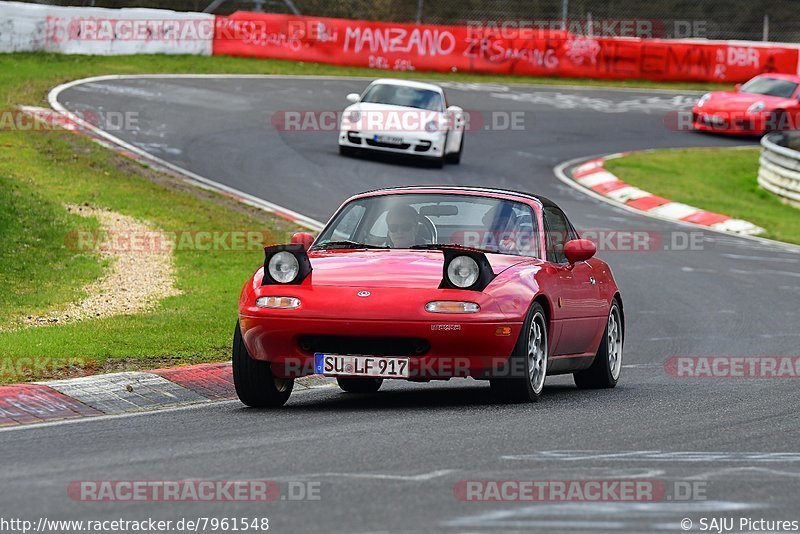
[238,314,523,380]
[691,108,767,135]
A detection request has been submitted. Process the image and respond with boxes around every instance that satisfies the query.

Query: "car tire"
[574,299,623,389]
[336,377,383,393]
[339,145,355,157]
[490,302,548,403]
[232,321,294,407]
[445,133,464,164]
[430,153,445,168]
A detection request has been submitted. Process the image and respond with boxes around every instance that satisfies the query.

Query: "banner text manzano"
[212,13,800,83]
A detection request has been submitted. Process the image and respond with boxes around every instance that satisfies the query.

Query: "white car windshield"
[361,84,444,111]
[314,193,540,257]
[740,77,798,99]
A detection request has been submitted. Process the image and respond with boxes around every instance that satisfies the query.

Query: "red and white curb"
[568,154,765,236]
[0,363,331,428]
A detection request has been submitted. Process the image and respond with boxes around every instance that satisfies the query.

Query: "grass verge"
[604,147,800,245]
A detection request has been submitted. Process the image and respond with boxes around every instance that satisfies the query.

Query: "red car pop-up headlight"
[262,243,312,285]
[438,248,496,291]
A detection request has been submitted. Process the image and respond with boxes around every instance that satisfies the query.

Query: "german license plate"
[374,134,403,145]
[314,353,409,378]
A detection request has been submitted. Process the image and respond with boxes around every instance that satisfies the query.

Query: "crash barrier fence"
[2,1,800,82]
[759,133,800,209]
[0,1,214,55]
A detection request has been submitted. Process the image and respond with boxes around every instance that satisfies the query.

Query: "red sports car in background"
[692,73,800,135]
[233,187,623,407]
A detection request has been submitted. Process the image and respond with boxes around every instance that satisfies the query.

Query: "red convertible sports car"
[234,187,623,407]
[692,73,800,135]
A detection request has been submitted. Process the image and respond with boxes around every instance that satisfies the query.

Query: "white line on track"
[730,268,800,278]
[722,253,799,263]
[270,469,455,482]
[0,385,336,434]
[49,72,706,95]
[684,467,800,480]
[681,266,717,273]
[501,451,800,462]
[442,501,755,528]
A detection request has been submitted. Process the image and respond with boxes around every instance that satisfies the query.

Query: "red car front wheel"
[490,302,548,403]
[232,321,294,407]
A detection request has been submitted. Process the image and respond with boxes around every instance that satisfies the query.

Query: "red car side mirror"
[564,239,596,264]
[734,83,742,92]
[291,232,315,251]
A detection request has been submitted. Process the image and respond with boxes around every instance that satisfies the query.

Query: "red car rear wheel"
[574,299,623,389]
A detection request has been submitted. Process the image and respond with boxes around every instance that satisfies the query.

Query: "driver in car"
[482,203,520,253]
[386,204,424,248]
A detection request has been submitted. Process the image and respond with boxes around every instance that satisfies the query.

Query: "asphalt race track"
[3,76,800,532]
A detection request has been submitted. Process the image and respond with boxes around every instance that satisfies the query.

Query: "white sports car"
[338,79,465,167]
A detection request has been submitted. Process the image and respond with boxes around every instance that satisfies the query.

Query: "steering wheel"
[418,216,438,244]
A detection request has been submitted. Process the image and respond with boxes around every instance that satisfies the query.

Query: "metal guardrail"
[759,133,800,209]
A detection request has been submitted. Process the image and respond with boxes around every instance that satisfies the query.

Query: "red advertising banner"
[213,12,799,83]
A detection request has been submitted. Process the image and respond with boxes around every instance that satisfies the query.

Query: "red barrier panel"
[213,12,800,83]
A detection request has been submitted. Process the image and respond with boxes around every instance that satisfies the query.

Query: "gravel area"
[24,204,180,327]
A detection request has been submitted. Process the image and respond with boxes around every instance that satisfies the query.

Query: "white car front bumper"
[339,129,447,158]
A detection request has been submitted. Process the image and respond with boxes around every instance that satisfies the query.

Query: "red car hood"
[306,249,531,288]
[702,91,794,112]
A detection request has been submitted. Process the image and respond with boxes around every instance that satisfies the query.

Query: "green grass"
[0,146,105,325]
[0,51,732,383]
[604,147,800,245]
[0,127,299,382]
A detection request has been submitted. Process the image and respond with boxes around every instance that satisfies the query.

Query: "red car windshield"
[740,77,798,99]
[314,193,540,257]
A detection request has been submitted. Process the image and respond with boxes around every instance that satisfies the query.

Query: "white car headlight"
[425,120,438,132]
[697,93,712,107]
[747,101,766,113]
[268,251,300,284]
[447,255,479,288]
[348,110,361,123]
